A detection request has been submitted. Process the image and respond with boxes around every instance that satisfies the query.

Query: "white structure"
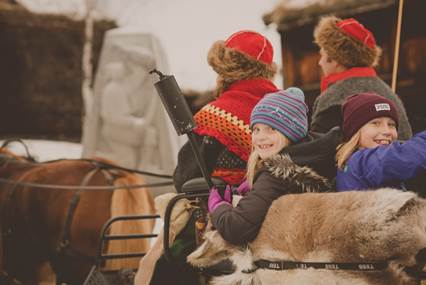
[82,29,183,192]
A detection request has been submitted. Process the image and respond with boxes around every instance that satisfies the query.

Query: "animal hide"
[134,193,193,285]
[188,189,426,285]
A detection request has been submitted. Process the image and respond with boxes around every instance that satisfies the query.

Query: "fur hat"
[208,30,277,94]
[314,16,382,67]
[250,87,308,143]
[342,92,399,140]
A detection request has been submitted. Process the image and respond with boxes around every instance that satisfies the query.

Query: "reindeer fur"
[188,159,426,285]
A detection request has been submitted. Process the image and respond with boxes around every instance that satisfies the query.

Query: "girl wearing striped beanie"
[246,87,309,185]
[208,88,330,245]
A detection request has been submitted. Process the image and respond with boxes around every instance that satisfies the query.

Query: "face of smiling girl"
[252,123,290,159]
[358,116,398,149]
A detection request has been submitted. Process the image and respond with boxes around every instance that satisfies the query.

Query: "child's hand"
[208,186,232,213]
[235,180,250,195]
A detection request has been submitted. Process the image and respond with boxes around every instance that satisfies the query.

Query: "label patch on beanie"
[375,103,390,112]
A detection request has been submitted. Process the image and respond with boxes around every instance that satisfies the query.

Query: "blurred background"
[0,0,424,162]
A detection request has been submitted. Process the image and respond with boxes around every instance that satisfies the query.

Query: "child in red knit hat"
[335,92,426,192]
[144,30,278,285]
[174,30,278,192]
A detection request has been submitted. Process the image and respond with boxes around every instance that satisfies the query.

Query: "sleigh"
[82,214,161,285]
[133,70,426,285]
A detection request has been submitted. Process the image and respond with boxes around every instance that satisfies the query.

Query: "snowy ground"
[0,139,82,161]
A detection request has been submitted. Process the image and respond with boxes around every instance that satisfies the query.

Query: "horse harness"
[55,163,117,264]
[0,159,117,283]
[242,259,389,273]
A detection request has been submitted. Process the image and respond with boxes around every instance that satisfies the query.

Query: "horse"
[188,188,426,285]
[0,146,157,285]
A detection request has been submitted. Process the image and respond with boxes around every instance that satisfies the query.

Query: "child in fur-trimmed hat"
[208,30,277,96]
[335,92,426,192]
[310,15,412,141]
[174,30,279,192]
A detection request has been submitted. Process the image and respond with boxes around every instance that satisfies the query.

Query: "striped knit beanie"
[250,87,308,142]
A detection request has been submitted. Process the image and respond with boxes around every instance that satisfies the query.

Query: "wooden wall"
[279,0,426,132]
[0,4,115,140]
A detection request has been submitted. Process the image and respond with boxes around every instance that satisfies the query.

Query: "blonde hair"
[246,133,290,187]
[336,131,361,170]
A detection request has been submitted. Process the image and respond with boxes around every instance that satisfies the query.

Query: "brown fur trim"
[208,41,277,96]
[314,16,382,67]
[262,154,331,193]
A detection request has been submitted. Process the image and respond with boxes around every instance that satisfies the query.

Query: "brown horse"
[0,147,157,285]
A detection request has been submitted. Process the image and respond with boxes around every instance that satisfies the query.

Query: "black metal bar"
[103,233,158,241]
[99,252,146,260]
[95,214,160,268]
[187,132,214,189]
[163,192,209,262]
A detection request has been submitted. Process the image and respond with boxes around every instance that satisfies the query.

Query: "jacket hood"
[260,154,332,193]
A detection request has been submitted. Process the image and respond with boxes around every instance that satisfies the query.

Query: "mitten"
[235,180,250,195]
[208,185,232,213]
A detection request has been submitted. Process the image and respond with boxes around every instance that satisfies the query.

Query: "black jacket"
[173,134,246,192]
[174,127,342,192]
[211,154,332,245]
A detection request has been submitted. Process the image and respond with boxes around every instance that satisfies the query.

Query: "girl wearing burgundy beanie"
[336,92,426,191]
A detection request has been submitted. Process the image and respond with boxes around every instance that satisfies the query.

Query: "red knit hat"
[225,30,273,65]
[314,16,382,67]
[342,92,399,140]
[207,30,277,94]
[336,18,376,49]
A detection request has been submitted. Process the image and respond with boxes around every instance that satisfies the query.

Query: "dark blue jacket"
[336,131,426,191]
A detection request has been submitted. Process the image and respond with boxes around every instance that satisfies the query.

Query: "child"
[143,30,278,285]
[336,92,426,191]
[208,88,330,245]
[174,30,278,192]
[311,16,412,139]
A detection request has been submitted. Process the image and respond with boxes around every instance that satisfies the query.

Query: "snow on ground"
[0,139,82,161]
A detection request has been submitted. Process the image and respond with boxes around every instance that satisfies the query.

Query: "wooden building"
[264,0,426,133]
[0,1,115,140]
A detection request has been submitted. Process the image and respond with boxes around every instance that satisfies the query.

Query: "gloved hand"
[235,180,250,195]
[208,185,232,213]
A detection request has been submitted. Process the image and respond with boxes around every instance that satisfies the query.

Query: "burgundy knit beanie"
[342,92,399,140]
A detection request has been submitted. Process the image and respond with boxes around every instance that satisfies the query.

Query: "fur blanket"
[134,193,193,285]
[188,189,426,285]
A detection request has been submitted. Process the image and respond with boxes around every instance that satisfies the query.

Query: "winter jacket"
[173,78,278,191]
[211,154,331,245]
[336,130,426,191]
[173,135,246,192]
[175,126,342,193]
[311,70,412,140]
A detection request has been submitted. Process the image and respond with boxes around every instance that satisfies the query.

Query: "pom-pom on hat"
[314,16,382,67]
[342,92,399,140]
[250,87,308,143]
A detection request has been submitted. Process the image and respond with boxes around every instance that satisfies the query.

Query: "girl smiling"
[336,92,426,191]
[207,88,330,245]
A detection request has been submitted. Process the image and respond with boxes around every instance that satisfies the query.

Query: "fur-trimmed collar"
[260,154,332,193]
